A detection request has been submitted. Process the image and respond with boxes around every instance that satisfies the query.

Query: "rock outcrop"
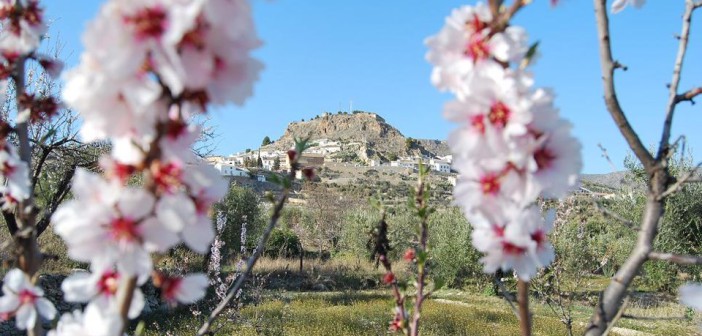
[265,112,450,162]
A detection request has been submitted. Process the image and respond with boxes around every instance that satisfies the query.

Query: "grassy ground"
[140,289,700,336]
[2,224,699,335]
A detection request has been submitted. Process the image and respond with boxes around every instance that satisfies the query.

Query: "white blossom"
[611,0,645,14]
[48,304,123,336]
[0,269,56,330]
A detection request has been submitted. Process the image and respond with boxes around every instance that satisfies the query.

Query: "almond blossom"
[425,2,527,97]
[0,269,56,330]
[428,3,581,280]
[51,0,262,330]
[0,0,48,55]
[0,144,31,202]
[53,169,179,277]
[611,0,645,13]
[48,304,123,336]
[471,206,554,280]
[154,272,209,305]
[61,267,145,319]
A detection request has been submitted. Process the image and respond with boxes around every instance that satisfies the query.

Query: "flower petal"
[15,304,36,330]
[36,298,57,320]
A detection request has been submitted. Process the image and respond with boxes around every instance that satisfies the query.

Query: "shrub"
[213,183,266,258]
[265,229,302,258]
[428,207,484,287]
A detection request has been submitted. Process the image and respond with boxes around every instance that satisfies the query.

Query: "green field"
[140,288,699,336]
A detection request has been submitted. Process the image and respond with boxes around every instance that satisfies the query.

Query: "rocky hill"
[264,111,450,162]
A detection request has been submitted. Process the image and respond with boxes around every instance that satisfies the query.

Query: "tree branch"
[494,275,520,319]
[592,0,655,172]
[495,1,527,31]
[586,1,699,334]
[591,199,637,230]
[116,276,138,335]
[36,165,75,236]
[658,0,697,162]
[517,279,532,336]
[674,86,702,104]
[2,210,18,236]
[658,162,702,200]
[602,296,629,336]
[410,163,430,336]
[648,252,702,265]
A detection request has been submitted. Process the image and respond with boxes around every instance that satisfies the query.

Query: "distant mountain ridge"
[263,111,450,162]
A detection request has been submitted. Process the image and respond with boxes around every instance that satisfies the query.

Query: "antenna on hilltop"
[349,100,353,113]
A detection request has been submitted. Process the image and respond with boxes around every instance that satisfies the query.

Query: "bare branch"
[410,164,431,336]
[657,162,702,200]
[586,1,679,334]
[488,0,503,18]
[517,280,532,336]
[648,252,702,265]
[36,165,76,236]
[591,199,637,230]
[602,296,630,336]
[674,86,702,104]
[597,143,620,172]
[494,276,520,319]
[658,0,697,161]
[116,277,138,335]
[592,0,656,172]
[621,314,686,321]
[490,0,528,34]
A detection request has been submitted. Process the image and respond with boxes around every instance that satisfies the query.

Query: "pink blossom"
[155,273,208,305]
[425,3,527,95]
[52,169,178,277]
[611,0,645,14]
[471,206,554,280]
[61,267,145,319]
[0,145,30,202]
[429,5,581,281]
[0,269,56,330]
[0,0,47,55]
[48,304,123,336]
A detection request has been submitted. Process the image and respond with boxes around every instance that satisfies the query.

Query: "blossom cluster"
[426,2,581,281]
[0,0,63,329]
[0,0,61,211]
[15,0,259,333]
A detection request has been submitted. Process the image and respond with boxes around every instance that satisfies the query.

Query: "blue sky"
[43,1,702,174]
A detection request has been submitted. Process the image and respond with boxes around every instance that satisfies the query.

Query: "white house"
[213,162,249,177]
[390,159,419,170]
[430,159,451,173]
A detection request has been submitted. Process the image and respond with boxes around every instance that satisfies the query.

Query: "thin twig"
[116,276,138,335]
[648,251,702,265]
[621,314,686,321]
[491,0,528,34]
[657,162,702,200]
[597,143,620,173]
[410,163,430,336]
[591,199,637,230]
[592,0,655,171]
[197,161,300,336]
[602,296,630,336]
[658,0,697,162]
[517,279,531,336]
[586,0,674,334]
[494,276,520,319]
[674,86,702,104]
